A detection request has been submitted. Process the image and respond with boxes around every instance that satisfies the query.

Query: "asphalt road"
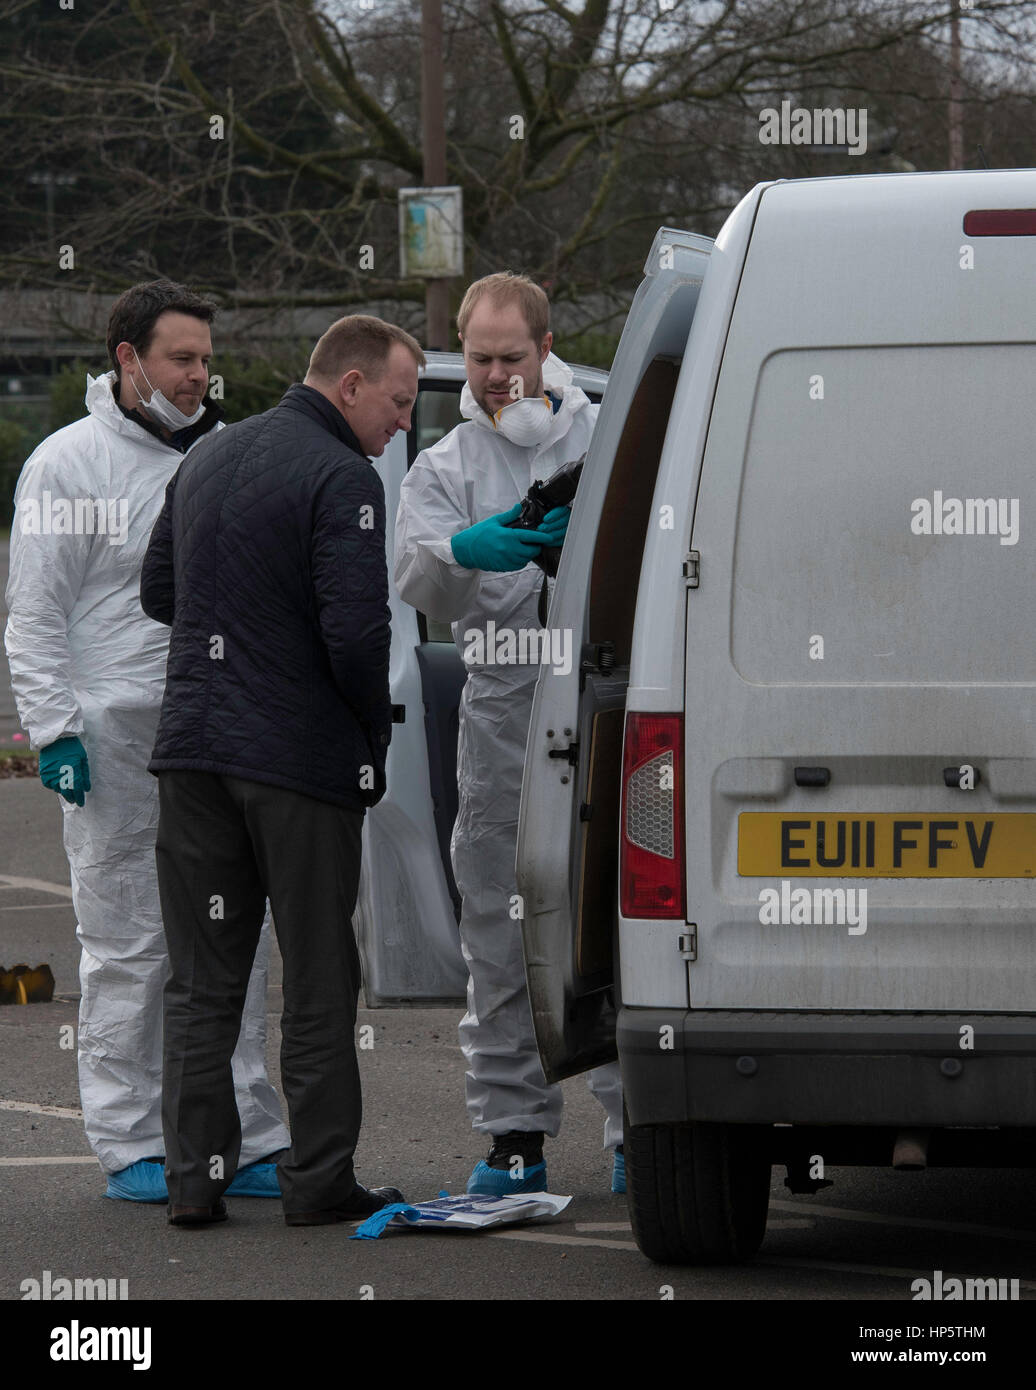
[3,773,1036,1321]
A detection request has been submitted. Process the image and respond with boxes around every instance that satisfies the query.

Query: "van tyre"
[625,1110,771,1264]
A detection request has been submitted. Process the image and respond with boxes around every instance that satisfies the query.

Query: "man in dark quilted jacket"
[141,314,424,1227]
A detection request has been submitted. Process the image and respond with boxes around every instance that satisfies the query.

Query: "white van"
[515,170,1036,1264]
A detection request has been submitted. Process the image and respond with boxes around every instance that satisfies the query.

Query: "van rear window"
[731,345,1033,685]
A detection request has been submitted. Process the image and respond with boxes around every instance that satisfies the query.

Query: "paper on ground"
[352,1192,572,1239]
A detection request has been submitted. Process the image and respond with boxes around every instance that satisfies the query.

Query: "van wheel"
[625,1111,771,1264]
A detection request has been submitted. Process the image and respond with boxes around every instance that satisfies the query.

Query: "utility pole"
[949,9,964,170]
[421,0,450,348]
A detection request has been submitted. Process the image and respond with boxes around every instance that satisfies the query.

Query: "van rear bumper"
[617,1008,1036,1128]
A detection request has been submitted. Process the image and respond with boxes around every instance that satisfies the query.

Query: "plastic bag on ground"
[351,1191,571,1239]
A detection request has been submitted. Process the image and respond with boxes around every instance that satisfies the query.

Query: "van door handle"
[794,766,830,787]
[943,765,980,787]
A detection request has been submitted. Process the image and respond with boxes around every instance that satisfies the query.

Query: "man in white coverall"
[4,280,289,1201]
[395,272,625,1195]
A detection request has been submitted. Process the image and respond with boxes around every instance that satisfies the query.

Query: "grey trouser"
[156,771,364,1212]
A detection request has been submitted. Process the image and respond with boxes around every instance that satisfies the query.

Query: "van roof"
[736,167,1036,346]
[763,168,1034,189]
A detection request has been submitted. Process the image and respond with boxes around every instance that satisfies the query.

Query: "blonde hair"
[307,314,425,383]
[456,273,550,345]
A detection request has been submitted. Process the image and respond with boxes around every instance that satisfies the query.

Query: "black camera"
[504,455,584,577]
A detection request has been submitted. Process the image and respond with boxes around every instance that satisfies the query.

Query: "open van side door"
[516,229,713,1081]
[353,360,470,1004]
[356,355,609,1006]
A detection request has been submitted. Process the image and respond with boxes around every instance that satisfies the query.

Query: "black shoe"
[284,1184,406,1226]
[485,1131,544,1171]
[167,1199,228,1226]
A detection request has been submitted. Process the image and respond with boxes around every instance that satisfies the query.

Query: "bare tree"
[1,0,1033,332]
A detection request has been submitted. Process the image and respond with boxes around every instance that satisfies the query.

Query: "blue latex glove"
[451,504,557,572]
[38,736,91,807]
[538,505,571,548]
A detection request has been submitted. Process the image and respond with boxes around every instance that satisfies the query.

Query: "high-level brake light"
[963,209,1036,236]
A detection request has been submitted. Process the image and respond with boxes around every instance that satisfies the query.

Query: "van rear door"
[681,171,1035,1014]
[516,229,712,1081]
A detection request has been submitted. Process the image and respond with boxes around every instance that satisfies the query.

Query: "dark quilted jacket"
[141,383,391,811]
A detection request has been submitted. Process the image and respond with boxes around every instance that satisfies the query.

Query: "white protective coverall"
[395,353,623,1147]
[4,372,290,1174]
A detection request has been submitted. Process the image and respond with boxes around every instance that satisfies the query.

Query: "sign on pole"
[399,186,464,278]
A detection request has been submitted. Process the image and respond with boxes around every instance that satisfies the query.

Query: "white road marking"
[572,1212,817,1234]
[772,1197,1036,1243]
[489,1229,1036,1285]
[490,1202,1036,1269]
[0,903,75,911]
[0,875,73,899]
[0,1099,83,1119]
[488,1229,639,1251]
[574,1218,814,1233]
[0,1156,96,1166]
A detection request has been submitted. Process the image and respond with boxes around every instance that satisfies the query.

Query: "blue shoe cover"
[226,1161,281,1197]
[466,1158,548,1196]
[104,1158,168,1203]
[611,1149,626,1194]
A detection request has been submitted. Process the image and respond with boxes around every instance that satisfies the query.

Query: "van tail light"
[620,712,685,919]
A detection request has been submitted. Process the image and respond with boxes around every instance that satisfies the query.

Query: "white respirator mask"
[491,393,555,447]
[130,349,206,430]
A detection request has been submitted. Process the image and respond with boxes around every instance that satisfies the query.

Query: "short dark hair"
[106,279,217,381]
[306,314,426,384]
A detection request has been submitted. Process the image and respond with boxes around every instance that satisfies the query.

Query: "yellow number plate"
[738,813,1036,877]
